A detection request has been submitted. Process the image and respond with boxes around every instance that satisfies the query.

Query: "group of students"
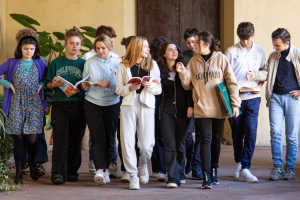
[0,21,299,190]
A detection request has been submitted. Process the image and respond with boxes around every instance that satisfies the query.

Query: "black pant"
[185,116,202,170]
[84,100,119,170]
[195,118,225,173]
[160,112,190,185]
[151,113,166,173]
[51,101,86,183]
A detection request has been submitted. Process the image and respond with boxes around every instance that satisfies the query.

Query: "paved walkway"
[1,145,300,200]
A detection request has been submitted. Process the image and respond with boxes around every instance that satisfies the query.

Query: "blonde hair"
[121,36,153,71]
[93,34,115,53]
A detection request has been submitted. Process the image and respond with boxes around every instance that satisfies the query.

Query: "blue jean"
[269,93,300,169]
[23,116,49,163]
[230,97,261,169]
[186,116,201,171]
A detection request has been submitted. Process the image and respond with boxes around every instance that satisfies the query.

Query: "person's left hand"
[187,107,194,118]
[69,88,80,97]
[37,84,43,94]
[45,107,50,115]
[233,107,240,118]
[98,81,111,89]
[142,80,152,88]
[289,90,300,100]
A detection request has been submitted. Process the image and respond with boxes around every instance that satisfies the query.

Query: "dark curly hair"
[157,41,187,80]
[237,22,255,40]
[149,36,168,61]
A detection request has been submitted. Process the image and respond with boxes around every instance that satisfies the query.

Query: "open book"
[127,76,151,84]
[239,87,261,93]
[83,81,101,86]
[55,75,90,97]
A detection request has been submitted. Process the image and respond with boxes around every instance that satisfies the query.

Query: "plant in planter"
[10,14,97,64]
[0,93,19,194]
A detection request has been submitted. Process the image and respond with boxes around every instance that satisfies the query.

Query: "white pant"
[120,94,155,177]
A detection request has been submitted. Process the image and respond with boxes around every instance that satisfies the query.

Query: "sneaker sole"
[94,176,106,185]
[201,185,212,189]
[269,177,279,181]
[39,171,46,177]
[167,183,178,188]
[156,177,167,182]
[212,182,219,185]
[109,173,117,178]
[129,187,140,190]
[283,177,295,180]
[53,179,64,185]
[121,178,130,183]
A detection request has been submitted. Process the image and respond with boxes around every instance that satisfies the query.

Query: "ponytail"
[197,31,220,52]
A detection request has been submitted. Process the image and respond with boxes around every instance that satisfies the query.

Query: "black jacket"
[156,72,193,119]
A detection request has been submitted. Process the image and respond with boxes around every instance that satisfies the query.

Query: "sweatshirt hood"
[93,54,112,63]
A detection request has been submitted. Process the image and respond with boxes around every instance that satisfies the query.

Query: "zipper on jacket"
[174,79,177,118]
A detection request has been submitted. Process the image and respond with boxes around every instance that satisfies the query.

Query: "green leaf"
[80,49,89,55]
[10,14,40,26]
[53,32,65,41]
[38,31,49,46]
[73,26,85,39]
[10,14,37,31]
[48,36,53,44]
[40,45,51,57]
[80,26,96,33]
[37,32,50,35]
[83,31,96,38]
[49,42,64,52]
[82,37,93,50]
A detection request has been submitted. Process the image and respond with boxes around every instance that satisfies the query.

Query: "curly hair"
[149,36,168,61]
[237,22,255,40]
[15,28,38,41]
[65,28,83,43]
[157,41,186,80]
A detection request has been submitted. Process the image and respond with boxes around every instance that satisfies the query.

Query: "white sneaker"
[104,170,110,183]
[233,162,241,178]
[152,173,157,178]
[129,176,140,190]
[156,171,167,182]
[94,169,106,185]
[120,171,130,182]
[108,163,118,178]
[180,179,185,184]
[167,182,178,188]
[239,169,258,182]
[89,160,96,175]
[138,164,149,184]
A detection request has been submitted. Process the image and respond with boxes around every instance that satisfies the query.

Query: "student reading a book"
[81,34,120,185]
[182,28,203,180]
[82,25,119,177]
[43,28,86,185]
[176,31,241,189]
[117,36,140,183]
[116,36,162,190]
[225,22,266,182]
[0,35,47,184]
[246,28,300,181]
[156,41,193,188]
[149,36,168,182]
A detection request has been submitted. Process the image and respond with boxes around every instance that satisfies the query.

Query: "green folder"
[217,82,241,117]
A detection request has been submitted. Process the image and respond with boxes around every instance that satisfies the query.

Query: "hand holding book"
[82,81,111,89]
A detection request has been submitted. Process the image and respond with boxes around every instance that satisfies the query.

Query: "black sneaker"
[23,163,29,175]
[192,169,203,180]
[37,163,46,177]
[67,174,78,182]
[201,172,212,189]
[52,174,64,185]
[211,168,219,185]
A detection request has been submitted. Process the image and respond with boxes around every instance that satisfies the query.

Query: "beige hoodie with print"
[179,51,241,118]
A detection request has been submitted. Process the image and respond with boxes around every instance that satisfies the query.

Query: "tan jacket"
[251,44,300,107]
[179,51,241,118]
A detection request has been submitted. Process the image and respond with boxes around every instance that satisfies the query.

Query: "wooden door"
[137,0,219,51]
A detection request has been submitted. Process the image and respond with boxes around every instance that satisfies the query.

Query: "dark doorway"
[137,0,219,51]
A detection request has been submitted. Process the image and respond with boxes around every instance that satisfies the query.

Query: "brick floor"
[1,145,300,200]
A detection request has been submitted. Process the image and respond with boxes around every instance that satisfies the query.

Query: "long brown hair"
[121,36,153,71]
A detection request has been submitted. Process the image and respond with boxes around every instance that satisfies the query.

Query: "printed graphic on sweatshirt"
[56,66,82,78]
[195,70,221,81]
